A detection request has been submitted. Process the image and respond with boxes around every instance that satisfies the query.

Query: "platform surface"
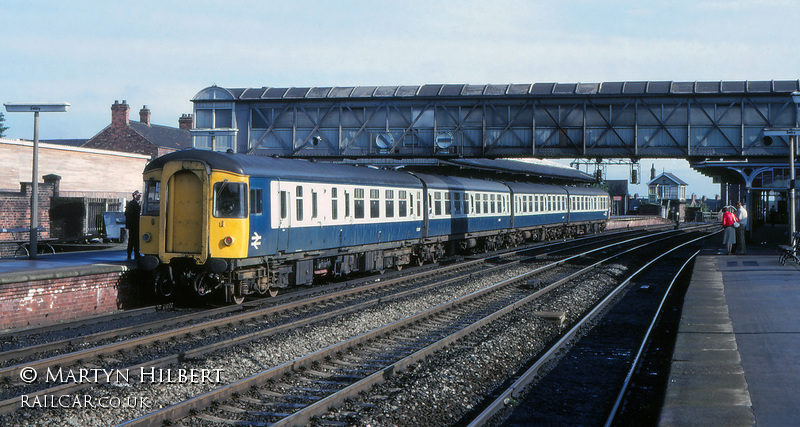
[659,232,800,426]
[0,246,132,276]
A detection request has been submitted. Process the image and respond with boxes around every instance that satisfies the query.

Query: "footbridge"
[191,80,800,163]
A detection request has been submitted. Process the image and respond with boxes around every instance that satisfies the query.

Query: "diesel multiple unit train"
[138,150,609,303]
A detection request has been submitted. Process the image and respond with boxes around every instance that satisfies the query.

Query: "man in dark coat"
[125,190,142,260]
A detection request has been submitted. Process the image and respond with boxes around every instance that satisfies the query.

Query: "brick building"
[0,138,150,254]
[82,100,192,158]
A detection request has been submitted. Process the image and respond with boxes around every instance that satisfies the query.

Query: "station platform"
[0,246,142,331]
[659,225,800,426]
[0,246,132,278]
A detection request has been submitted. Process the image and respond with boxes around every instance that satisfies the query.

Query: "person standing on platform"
[722,206,739,255]
[735,201,748,255]
[125,190,142,260]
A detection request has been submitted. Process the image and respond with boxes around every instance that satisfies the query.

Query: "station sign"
[4,103,70,113]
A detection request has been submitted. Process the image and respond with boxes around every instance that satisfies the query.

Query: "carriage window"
[490,194,496,214]
[354,188,364,219]
[463,193,469,214]
[345,191,351,218]
[417,191,422,217]
[385,190,394,218]
[444,192,451,215]
[280,191,287,219]
[453,192,461,215]
[311,190,318,219]
[399,190,407,217]
[143,180,160,216]
[482,194,488,214]
[331,187,338,220]
[250,188,263,215]
[295,186,304,221]
[434,192,442,216]
[213,181,247,218]
[370,189,380,218]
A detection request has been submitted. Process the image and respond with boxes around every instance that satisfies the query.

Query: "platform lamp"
[3,103,70,259]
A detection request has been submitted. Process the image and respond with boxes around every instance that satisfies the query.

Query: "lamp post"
[3,103,70,259]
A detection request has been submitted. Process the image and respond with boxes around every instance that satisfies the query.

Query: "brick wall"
[0,181,56,257]
[0,268,144,331]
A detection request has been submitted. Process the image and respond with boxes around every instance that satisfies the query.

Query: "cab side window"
[214,182,247,218]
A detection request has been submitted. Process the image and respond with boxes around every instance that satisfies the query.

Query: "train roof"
[563,186,609,196]
[503,181,569,194]
[145,150,423,187]
[411,173,510,192]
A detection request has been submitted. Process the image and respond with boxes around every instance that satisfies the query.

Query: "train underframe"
[151,220,605,304]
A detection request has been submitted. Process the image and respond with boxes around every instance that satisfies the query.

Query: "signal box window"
[214,182,247,218]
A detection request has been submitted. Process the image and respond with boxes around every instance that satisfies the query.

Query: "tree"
[0,112,8,138]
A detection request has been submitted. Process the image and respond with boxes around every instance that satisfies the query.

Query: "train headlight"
[142,233,151,243]
[223,236,234,246]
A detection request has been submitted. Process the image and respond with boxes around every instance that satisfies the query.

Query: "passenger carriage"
[138,149,609,303]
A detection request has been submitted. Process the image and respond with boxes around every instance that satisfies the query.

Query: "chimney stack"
[111,100,130,128]
[179,113,193,131]
[139,105,151,126]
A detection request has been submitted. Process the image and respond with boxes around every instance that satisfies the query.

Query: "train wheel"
[230,282,247,304]
[154,270,174,298]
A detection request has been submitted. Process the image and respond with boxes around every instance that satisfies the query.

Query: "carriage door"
[166,170,204,253]
[275,181,290,252]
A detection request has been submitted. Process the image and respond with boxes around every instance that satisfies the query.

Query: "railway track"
[0,226,665,371]
[469,237,706,426]
[0,225,714,425]
[120,229,712,426]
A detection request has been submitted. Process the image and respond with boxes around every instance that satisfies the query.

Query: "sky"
[2,0,799,198]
